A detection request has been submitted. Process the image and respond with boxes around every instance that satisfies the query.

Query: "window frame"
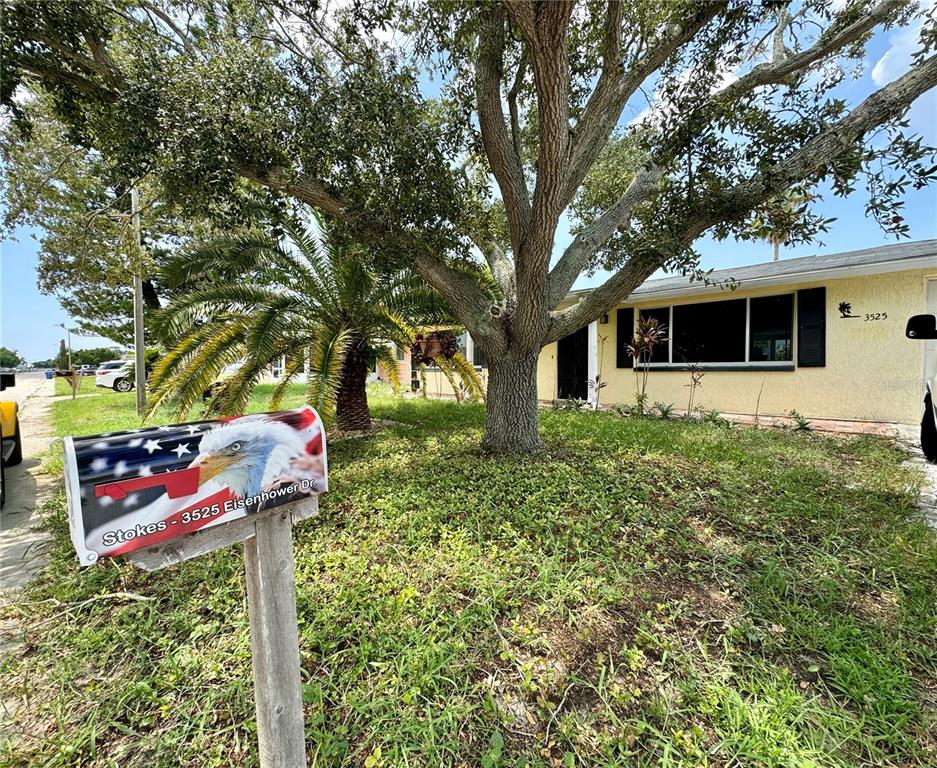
[748,293,795,364]
[632,292,797,370]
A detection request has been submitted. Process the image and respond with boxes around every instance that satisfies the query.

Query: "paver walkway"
[896,424,937,531]
[0,372,58,738]
[0,372,58,592]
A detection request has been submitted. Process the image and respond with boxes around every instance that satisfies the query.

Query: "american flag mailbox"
[63,405,326,767]
[63,406,328,567]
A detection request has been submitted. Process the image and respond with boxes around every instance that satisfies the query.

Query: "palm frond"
[161,232,277,288]
[371,307,415,348]
[372,345,402,394]
[384,283,457,326]
[211,308,297,415]
[146,317,252,419]
[307,327,352,425]
[157,285,294,342]
[269,353,309,410]
[149,322,228,391]
[435,353,485,403]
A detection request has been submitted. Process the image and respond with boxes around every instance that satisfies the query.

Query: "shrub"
[653,402,675,420]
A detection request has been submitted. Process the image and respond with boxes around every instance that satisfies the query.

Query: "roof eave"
[562,251,937,306]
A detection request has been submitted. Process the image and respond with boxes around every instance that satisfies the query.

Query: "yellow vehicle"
[1,370,23,508]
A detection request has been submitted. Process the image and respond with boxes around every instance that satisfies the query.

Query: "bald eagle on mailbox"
[191,419,310,499]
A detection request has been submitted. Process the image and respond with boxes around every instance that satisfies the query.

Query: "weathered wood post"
[244,512,307,768]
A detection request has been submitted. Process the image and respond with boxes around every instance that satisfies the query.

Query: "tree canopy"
[70,346,124,366]
[0,347,25,368]
[150,207,479,429]
[3,0,935,451]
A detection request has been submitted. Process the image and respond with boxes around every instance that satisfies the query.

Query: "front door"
[926,279,937,394]
[557,326,589,400]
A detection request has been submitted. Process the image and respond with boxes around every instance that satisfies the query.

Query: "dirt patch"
[850,588,900,626]
[685,515,743,557]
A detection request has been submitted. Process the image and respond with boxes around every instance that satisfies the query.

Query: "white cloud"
[871,18,924,86]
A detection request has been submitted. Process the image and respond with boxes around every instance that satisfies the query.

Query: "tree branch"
[715,0,904,107]
[548,51,937,341]
[507,47,529,163]
[475,6,531,254]
[19,61,118,103]
[474,237,516,305]
[235,164,498,342]
[237,166,349,220]
[140,1,199,57]
[507,0,576,350]
[562,2,721,207]
[413,251,505,348]
[546,165,662,309]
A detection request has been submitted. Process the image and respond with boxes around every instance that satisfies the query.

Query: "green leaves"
[480,730,503,768]
[151,205,461,423]
[306,326,352,426]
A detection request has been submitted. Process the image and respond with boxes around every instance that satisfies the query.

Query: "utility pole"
[131,185,146,416]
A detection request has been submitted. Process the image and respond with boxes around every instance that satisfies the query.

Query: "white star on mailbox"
[173,443,191,458]
[143,438,161,454]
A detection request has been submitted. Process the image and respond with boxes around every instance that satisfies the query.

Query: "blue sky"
[1,17,935,362]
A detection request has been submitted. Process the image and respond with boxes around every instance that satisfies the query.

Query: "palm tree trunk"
[336,346,371,431]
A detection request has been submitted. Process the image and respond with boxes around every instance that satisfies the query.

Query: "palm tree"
[148,213,480,431]
[748,185,820,261]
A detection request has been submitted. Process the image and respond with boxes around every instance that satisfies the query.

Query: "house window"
[636,307,670,363]
[749,294,793,362]
[633,292,796,367]
[638,307,669,329]
[672,299,747,363]
[396,344,406,362]
[473,344,487,368]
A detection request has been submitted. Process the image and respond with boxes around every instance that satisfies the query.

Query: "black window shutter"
[616,308,634,368]
[797,288,826,367]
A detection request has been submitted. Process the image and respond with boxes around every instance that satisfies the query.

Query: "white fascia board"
[564,254,937,307]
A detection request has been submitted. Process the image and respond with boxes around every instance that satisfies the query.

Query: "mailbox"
[63,406,327,565]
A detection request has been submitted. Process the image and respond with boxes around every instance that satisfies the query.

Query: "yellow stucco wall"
[408,267,936,423]
[585,268,934,424]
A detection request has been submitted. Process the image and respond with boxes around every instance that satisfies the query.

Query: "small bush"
[653,401,675,420]
[788,409,813,432]
[700,408,731,428]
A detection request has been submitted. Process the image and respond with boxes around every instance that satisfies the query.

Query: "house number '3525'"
[864,313,887,321]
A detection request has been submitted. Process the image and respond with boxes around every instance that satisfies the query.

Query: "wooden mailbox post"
[63,407,326,768]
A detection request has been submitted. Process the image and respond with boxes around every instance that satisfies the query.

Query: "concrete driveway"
[1,372,58,592]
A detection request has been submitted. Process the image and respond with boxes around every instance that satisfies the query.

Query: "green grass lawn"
[2,387,935,767]
[52,373,99,397]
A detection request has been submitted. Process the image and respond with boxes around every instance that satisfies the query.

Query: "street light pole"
[131,185,146,416]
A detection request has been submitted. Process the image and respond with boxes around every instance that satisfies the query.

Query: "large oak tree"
[3,0,936,452]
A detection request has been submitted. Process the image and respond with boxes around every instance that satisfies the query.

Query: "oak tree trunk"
[481,351,544,453]
[335,348,371,432]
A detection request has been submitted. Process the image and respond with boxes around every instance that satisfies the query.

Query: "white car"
[95,360,133,392]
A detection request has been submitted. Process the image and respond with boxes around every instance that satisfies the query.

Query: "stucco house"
[414,239,937,429]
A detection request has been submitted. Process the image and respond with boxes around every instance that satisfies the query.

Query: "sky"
[1,13,936,362]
